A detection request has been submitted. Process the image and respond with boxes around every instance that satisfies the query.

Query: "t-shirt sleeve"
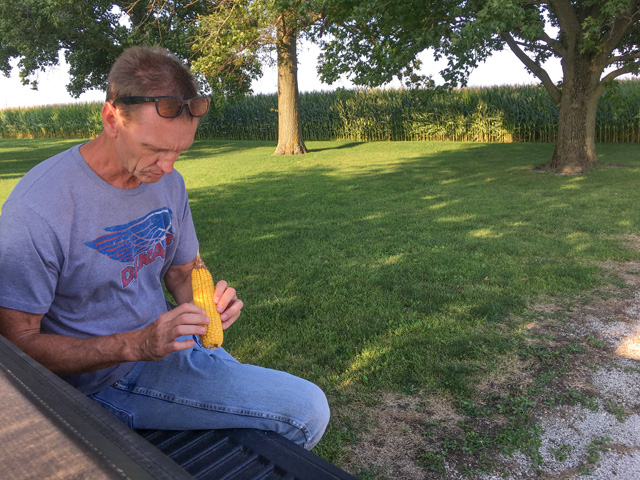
[0,201,61,314]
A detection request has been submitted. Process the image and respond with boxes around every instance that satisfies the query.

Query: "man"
[0,46,329,449]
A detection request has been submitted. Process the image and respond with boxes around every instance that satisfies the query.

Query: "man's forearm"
[12,330,141,376]
[0,306,139,375]
[1,303,205,376]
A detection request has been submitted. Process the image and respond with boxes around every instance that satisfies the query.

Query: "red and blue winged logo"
[85,208,175,287]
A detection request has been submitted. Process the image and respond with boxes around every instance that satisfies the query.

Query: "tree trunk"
[548,57,602,173]
[274,14,307,155]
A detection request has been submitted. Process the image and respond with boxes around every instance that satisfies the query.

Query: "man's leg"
[89,342,330,449]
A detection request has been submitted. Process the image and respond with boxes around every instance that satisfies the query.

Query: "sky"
[0,40,564,110]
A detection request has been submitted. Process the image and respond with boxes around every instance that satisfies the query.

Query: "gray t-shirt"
[0,144,199,394]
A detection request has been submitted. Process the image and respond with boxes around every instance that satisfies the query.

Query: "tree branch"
[607,51,640,65]
[547,0,581,42]
[501,32,562,105]
[509,36,553,53]
[600,60,640,84]
[538,30,567,57]
[602,3,640,56]
[196,2,240,53]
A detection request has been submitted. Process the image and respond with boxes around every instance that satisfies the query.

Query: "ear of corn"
[192,253,223,349]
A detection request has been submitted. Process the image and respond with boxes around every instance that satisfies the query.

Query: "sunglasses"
[112,96,210,118]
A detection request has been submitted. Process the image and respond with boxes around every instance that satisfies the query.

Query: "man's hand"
[213,280,243,329]
[0,267,243,375]
[0,305,202,375]
[133,281,243,361]
[164,259,244,330]
[134,303,208,361]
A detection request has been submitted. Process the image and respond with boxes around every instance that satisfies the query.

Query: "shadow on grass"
[181,139,276,161]
[0,138,272,179]
[2,138,638,399]
[0,138,86,179]
[308,142,365,152]
[187,141,640,399]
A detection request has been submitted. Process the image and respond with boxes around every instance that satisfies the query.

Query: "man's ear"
[101,101,120,137]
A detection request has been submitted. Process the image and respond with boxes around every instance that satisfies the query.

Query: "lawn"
[1,138,639,469]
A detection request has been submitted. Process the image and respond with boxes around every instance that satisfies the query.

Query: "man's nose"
[157,156,177,174]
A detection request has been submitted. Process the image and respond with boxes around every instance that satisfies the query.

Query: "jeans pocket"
[89,394,135,428]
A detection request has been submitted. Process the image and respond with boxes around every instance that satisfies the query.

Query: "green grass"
[1,139,640,465]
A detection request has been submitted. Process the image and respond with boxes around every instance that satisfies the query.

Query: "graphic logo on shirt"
[84,207,174,287]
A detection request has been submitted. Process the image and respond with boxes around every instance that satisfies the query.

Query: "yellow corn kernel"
[192,253,223,349]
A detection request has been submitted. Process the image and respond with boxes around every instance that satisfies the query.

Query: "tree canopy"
[0,1,209,96]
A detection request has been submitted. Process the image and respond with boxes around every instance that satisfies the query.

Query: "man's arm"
[164,258,244,330]
[0,259,242,376]
[163,258,196,306]
[0,304,208,375]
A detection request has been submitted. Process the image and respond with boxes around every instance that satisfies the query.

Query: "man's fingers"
[221,299,243,328]
[171,338,197,352]
[170,303,209,325]
[220,298,242,319]
[174,322,207,336]
[213,280,228,304]
[216,287,237,313]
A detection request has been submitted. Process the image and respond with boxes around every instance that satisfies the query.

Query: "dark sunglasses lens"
[156,98,184,118]
[189,97,209,117]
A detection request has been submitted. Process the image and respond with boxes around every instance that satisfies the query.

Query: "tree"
[0,0,320,155]
[274,9,308,155]
[317,0,640,173]
[0,1,204,95]
[192,0,321,155]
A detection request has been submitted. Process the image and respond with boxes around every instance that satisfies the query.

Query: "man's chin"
[142,172,165,183]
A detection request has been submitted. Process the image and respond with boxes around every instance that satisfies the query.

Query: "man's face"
[114,103,199,185]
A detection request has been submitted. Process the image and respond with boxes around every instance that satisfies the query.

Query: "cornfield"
[1,80,639,142]
[0,102,103,139]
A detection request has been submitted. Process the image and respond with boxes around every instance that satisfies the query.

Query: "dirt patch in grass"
[344,261,640,479]
[345,392,461,479]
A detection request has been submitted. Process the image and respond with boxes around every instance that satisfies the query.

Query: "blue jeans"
[89,338,330,450]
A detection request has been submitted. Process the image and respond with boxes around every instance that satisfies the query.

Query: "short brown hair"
[106,46,199,118]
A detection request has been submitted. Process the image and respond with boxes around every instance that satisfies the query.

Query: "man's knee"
[302,383,331,450]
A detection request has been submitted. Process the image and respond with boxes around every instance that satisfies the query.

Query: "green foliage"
[190,0,324,130]
[190,0,272,102]
[604,400,630,423]
[550,443,574,462]
[2,80,639,142]
[0,103,103,138]
[317,0,640,170]
[0,0,323,104]
[195,79,640,143]
[580,435,612,474]
[0,1,228,98]
[317,1,640,89]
